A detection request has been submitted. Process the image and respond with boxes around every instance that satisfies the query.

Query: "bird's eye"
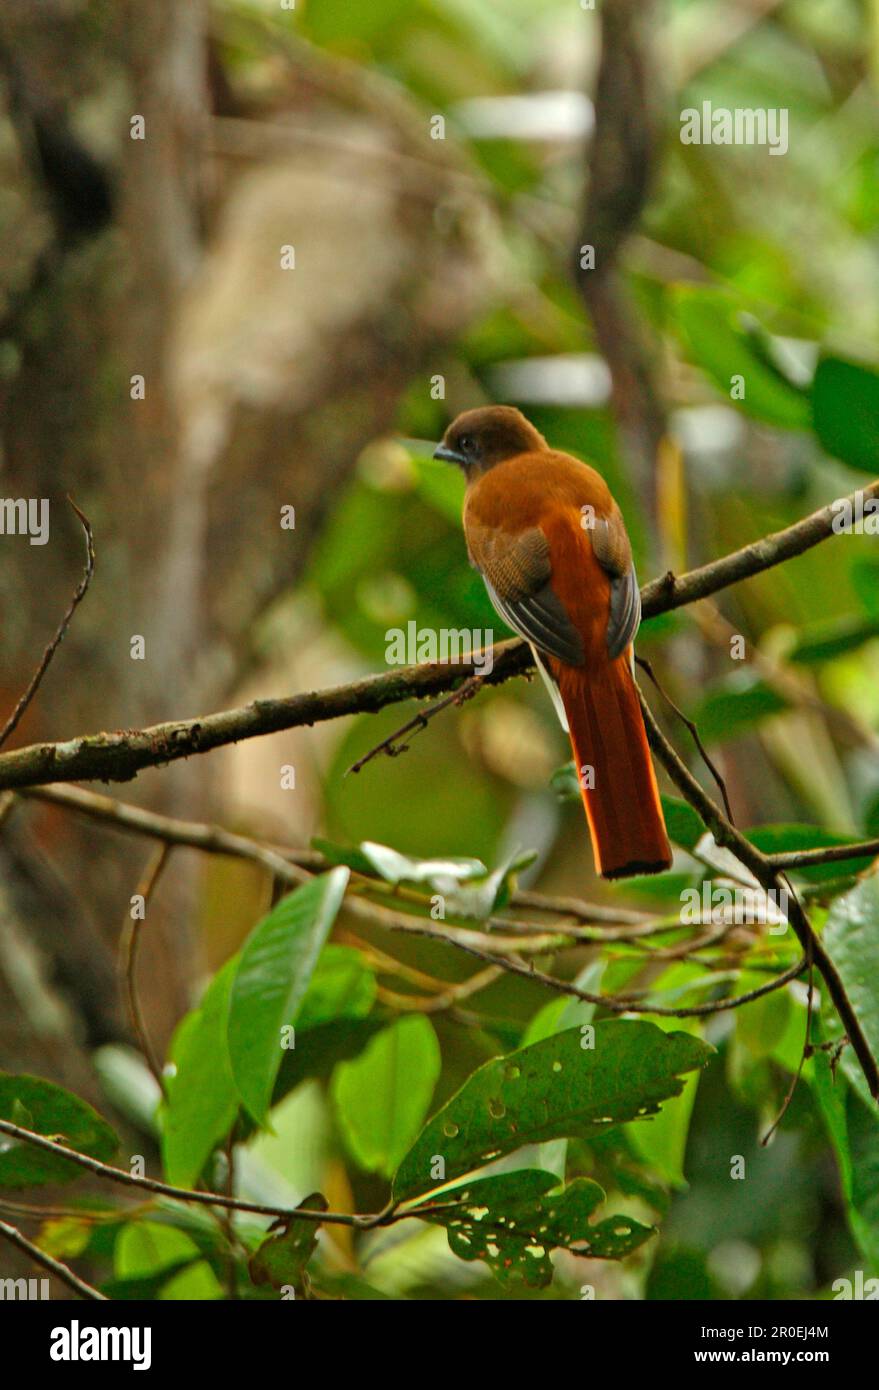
[460,435,475,454]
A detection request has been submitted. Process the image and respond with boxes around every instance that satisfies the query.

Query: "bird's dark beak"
[433,442,467,467]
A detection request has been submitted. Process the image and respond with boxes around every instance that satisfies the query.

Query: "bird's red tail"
[557,655,672,880]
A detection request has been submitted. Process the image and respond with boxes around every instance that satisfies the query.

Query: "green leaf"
[689,672,788,745]
[249,1193,327,1295]
[332,1015,441,1177]
[671,287,811,430]
[809,1012,879,1268]
[747,824,875,883]
[812,355,879,474]
[161,960,240,1189]
[113,1221,222,1301]
[392,1020,713,1201]
[412,1169,653,1288]
[823,874,879,1088]
[0,1075,118,1189]
[788,614,879,666]
[661,796,705,853]
[227,868,350,1125]
[272,1018,385,1098]
[627,1010,704,1189]
[102,1260,200,1302]
[295,945,377,1030]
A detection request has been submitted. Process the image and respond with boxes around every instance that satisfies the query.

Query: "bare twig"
[121,843,172,1091]
[636,684,879,1099]
[0,498,95,751]
[0,1217,106,1300]
[636,653,735,822]
[347,675,483,775]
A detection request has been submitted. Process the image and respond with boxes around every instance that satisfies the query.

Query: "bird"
[434,405,671,880]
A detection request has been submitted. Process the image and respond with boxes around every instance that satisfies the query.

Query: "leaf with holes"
[411,1168,652,1288]
[392,1020,713,1200]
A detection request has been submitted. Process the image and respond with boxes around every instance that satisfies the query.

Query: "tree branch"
[636,684,879,1099]
[0,480,874,793]
[0,1217,106,1300]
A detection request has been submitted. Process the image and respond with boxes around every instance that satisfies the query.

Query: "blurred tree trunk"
[0,0,497,1115]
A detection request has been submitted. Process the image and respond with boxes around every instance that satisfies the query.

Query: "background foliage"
[1,0,879,1301]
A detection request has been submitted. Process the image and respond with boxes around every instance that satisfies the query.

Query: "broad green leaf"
[810,1012,879,1268]
[661,796,705,853]
[114,1221,221,1301]
[628,1005,705,1189]
[789,614,879,665]
[823,874,879,1086]
[812,355,879,474]
[272,1018,385,1098]
[747,824,874,883]
[736,976,792,1058]
[295,945,377,1030]
[249,1193,327,1294]
[412,1168,653,1288]
[102,1260,200,1302]
[844,1087,879,1268]
[671,287,811,430]
[161,959,240,1189]
[332,1015,441,1177]
[522,961,606,1179]
[392,1020,713,1200]
[688,672,788,745]
[0,1075,118,1189]
[227,868,350,1125]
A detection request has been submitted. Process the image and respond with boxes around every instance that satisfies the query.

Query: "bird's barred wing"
[467,522,585,666]
[590,510,641,659]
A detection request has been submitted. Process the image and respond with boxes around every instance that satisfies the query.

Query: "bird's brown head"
[433,406,547,479]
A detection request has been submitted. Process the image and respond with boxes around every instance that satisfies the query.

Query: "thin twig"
[636,683,879,1099]
[636,653,735,823]
[0,497,95,751]
[121,843,172,1092]
[0,1119,403,1231]
[347,675,483,776]
[761,959,817,1146]
[0,1217,106,1300]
